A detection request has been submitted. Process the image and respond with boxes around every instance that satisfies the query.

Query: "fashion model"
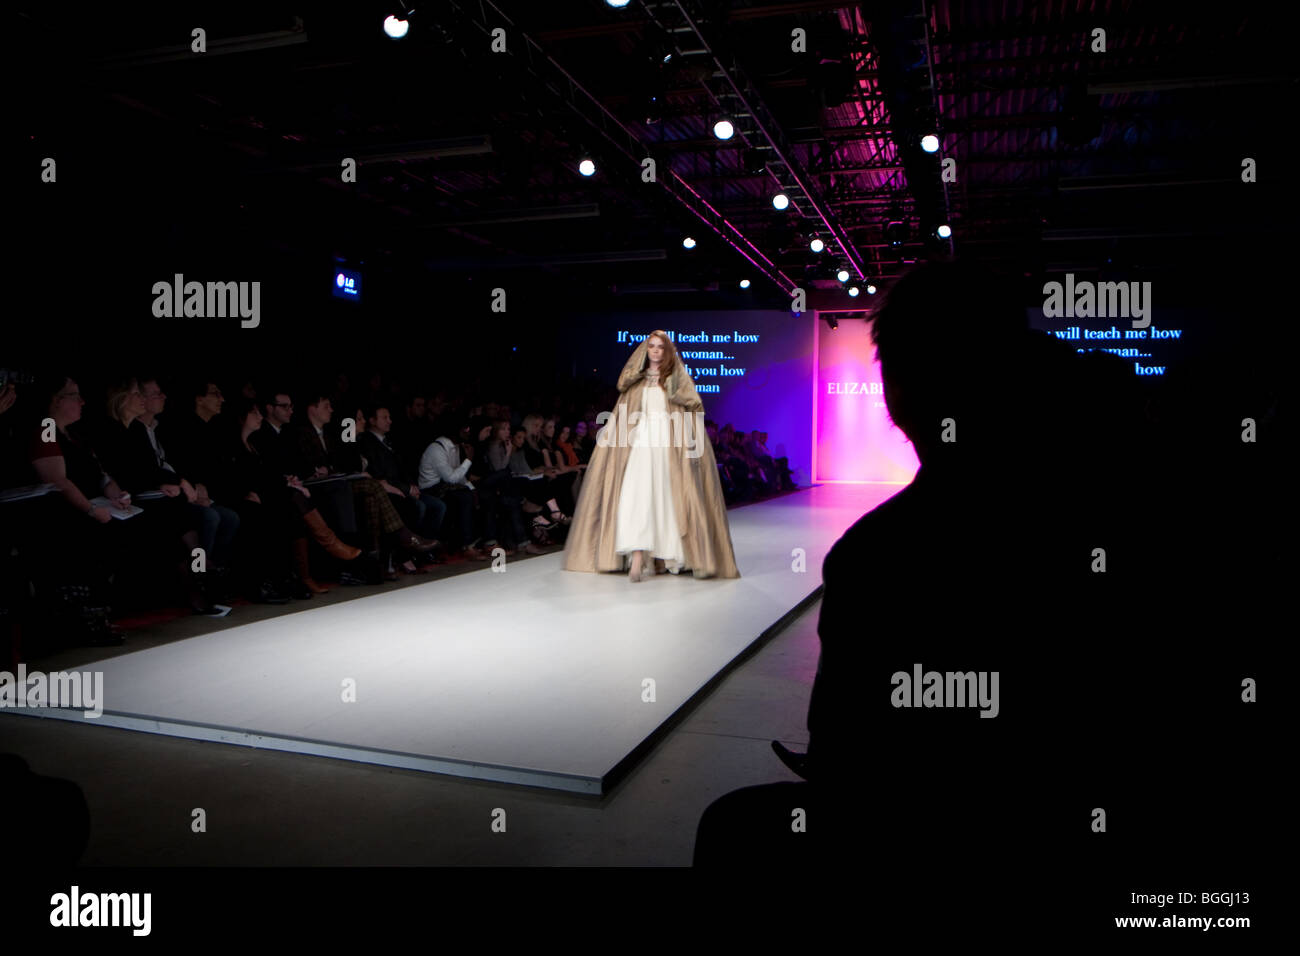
[562,331,739,580]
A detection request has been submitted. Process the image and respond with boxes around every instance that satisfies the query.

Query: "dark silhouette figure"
[0,754,89,865]
[694,261,1274,924]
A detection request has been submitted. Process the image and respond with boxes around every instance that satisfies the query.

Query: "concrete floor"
[0,552,821,865]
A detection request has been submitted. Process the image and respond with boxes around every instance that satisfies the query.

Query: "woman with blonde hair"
[563,331,738,581]
[521,412,577,521]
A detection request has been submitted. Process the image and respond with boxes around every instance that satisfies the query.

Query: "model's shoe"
[461,545,489,561]
[302,509,362,561]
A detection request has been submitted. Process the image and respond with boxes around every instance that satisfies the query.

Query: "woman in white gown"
[614,333,684,581]
[561,330,739,580]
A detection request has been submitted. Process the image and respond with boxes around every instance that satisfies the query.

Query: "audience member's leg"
[415,492,447,540]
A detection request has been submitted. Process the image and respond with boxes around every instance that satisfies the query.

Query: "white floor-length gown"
[614,381,685,572]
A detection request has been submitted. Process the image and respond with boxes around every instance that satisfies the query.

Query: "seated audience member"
[94,378,219,615]
[292,390,437,582]
[251,390,296,476]
[553,423,585,471]
[742,428,780,495]
[713,425,755,502]
[215,398,315,604]
[28,374,150,644]
[141,376,241,596]
[360,404,447,559]
[522,414,574,519]
[337,403,436,579]
[251,389,366,593]
[506,426,568,540]
[481,419,542,555]
[570,420,594,465]
[418,414,488,560]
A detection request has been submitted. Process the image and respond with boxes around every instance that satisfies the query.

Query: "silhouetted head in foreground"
[870,260,1074,470]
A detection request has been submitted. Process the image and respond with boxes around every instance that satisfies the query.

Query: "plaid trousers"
[352,478,403,551]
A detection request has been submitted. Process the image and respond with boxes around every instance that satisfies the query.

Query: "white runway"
[6,484,901,794]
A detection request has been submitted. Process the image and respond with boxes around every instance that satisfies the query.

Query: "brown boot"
[292,537,331,594]
[302,509,362,560]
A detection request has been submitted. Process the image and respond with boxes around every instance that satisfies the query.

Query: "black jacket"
[358,431,409,486]
[94,419,175,494]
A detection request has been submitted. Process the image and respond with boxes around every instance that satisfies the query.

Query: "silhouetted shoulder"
[822,481,920,581]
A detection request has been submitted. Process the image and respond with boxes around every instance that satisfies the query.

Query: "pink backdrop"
[813,318,919,483]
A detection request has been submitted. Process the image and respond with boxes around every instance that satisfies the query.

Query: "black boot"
[248,578,290,605]
[281,573,313,600]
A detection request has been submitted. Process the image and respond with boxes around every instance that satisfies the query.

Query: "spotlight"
[713,118,735,140]
[920,134,940,153]
[578,158,596,177]
[937,223,952,239]
[836,269,850,283]
[810,238,825,253]
[739,279,751,289]
[866,283,878,295]
[383,15,409,39]
[772,193,790,211]
[848,285,860,297]
[828,317,839,330]
[606,0,631,7]
[682,236,696,249]
[645,93,663,125]
[885,220,907,247]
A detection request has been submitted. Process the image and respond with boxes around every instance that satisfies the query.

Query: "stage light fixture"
[606,0,631,7]
[937,223,952,238]
[682,236,696,249]
[866,282,878,294]
[921,134,940,153]
[848,285,860,297]
[578,158,596,177]
[713,117,735,140]
[810,238,825,253]
[828,317,839,330]
[383,15,409,39]
[740,279,751,289]
[772,193,790,211]
[836,269,850,283]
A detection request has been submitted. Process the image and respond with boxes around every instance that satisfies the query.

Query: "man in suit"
[251,389,296,478]
[360,404,445,545]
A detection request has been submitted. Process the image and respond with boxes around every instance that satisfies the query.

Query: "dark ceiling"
[14,0,1296,324]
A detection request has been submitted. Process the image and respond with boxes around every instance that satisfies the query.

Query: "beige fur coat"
[562,338,740,578]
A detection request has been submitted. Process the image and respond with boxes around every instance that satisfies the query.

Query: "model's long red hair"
[644,330,681,379]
